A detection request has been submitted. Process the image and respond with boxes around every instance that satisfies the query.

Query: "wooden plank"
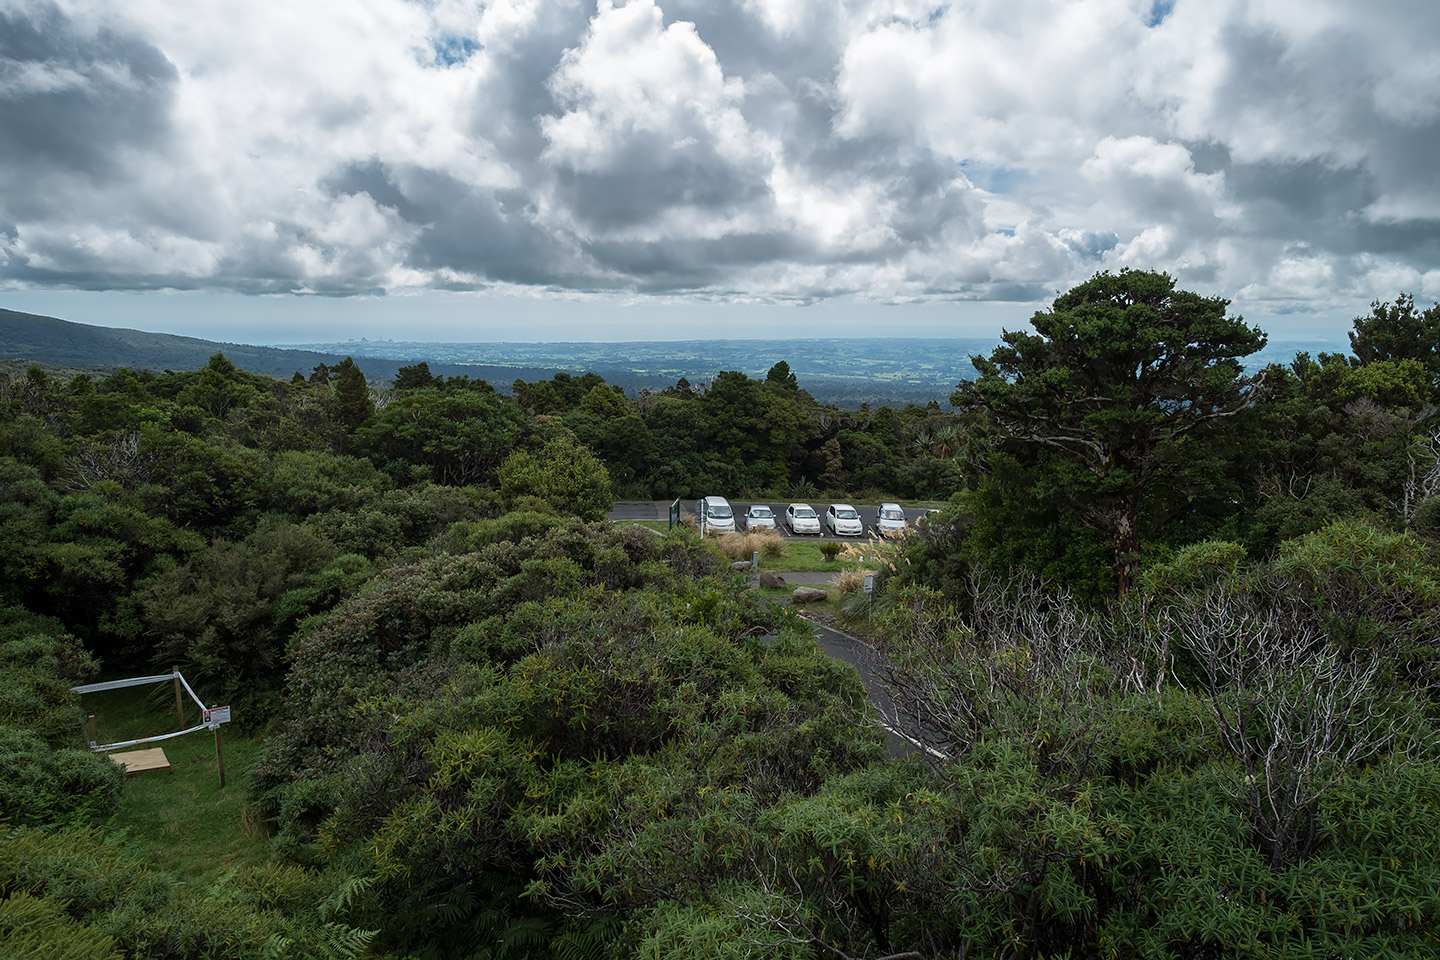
[109,747,171,776]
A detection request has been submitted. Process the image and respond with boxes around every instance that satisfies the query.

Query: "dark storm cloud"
[0,3,176,183]
[457,2,596,169]
[587,231,807,287]
[325,159,584,285]
[1062,230,1119,261]
[324,159,427,223]
[1224,158,1377,243]
[1197,13,1440,226]
[553,135,772,230]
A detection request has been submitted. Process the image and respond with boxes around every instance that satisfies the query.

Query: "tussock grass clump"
[716,530,786,560]
[750,529,786,558]
[818,541,843,562]
[832,569,869,595]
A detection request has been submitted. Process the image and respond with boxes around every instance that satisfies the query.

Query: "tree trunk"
[1113,504,1140,595]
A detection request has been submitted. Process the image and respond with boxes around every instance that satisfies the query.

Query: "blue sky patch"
[1146,0,1176,28]
[960,161,1027,195]
[431,35,480,66]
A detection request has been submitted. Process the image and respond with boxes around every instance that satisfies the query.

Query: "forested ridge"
[2,271,1439,958]
[0,308,567,389]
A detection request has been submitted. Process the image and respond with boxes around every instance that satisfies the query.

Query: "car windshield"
[750,506,772,517]
[881,507,905,520]
[837,508,859,519]
[710,505,732,518]
[793,507,815,518]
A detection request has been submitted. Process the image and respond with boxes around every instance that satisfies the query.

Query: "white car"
[825,503,864,537]
[875,503,908,537]
[695,496,736,533]
[784,503,821,535]
[743,504,777,530]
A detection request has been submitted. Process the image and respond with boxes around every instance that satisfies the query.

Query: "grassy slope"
[81,685,269,879]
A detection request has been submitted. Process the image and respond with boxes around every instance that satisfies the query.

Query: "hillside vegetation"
[2,271,1439,959]
[0,308,564,387]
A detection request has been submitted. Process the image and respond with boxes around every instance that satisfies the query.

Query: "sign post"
[172,666,185,731]
[213,726,226,788]
[668,498,681,529]
[204,706,232,788]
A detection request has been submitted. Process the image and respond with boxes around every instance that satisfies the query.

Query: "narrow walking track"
[799,615,944,762]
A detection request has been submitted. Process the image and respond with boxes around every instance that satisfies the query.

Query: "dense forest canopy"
[2,271,1438,958]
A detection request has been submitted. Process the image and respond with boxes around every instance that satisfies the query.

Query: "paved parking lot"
[608,500,931,540]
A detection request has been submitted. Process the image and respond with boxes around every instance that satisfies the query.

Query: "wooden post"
[213,724,226,789]
[87,714,97,749]
[172,666,184,731]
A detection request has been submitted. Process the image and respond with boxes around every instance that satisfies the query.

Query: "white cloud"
[0,0,1437,329]
[543,0,752,170]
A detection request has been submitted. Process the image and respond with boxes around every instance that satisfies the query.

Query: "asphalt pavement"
[801,616,939,761]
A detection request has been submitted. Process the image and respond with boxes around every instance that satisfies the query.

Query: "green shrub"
[818,541,842,562]
[1140,540,1247,596]
[0,628,98,747]
[0,827,376,959]
[0,727,123,827]
[499,435,613,521]
[0,891,120,960]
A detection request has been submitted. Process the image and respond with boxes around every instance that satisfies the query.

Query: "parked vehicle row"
[695,498,916,538]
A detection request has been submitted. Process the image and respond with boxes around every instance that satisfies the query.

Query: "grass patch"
[758,538,880,572]
[756,584,842,618]
[77,682,270,881]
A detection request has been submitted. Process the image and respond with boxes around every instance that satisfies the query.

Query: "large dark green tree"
[1350,293,1440,396]
[354,384,527,486]
[954,269,1266,592]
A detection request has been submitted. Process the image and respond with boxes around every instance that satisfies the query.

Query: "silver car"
[743,504,777,530]
[875,503,908,537]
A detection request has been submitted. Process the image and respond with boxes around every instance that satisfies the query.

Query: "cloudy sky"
[1,0,1436,343]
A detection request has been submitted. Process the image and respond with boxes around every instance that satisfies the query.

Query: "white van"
[696,496,736,533]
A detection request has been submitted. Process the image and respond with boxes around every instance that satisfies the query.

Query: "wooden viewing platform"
[109,747,171,776]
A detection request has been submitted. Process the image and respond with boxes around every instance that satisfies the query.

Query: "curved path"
[799,616,945,762]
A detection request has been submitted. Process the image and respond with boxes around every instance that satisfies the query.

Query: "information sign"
[204,706,232,725]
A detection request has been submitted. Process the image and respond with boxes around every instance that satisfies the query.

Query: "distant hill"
[0,308,563,387]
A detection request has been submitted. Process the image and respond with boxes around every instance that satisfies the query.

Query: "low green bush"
[0,628,98,747]
[0,891,120,960]
[0,727,123,828]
